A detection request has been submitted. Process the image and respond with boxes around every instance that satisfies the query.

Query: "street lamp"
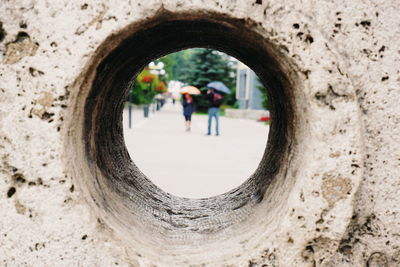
[149,62,166,111]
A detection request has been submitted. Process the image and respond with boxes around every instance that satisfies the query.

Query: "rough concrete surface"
[0,0,399,266]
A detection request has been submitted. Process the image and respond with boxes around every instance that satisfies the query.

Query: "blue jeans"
[207,107,220,135]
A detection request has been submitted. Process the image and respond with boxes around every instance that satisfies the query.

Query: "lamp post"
[149,62,166,112]
[142,81,151,118]
[138,61,166,118]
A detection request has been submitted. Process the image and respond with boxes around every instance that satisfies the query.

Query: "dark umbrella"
[207,81,231,94]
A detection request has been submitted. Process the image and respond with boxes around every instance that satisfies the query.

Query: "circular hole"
[123,48,271,198]
[71,13,298,264]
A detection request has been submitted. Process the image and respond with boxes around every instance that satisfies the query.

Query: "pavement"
[123,102,269,198]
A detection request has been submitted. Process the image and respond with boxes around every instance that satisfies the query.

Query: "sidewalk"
[123,102,269,198]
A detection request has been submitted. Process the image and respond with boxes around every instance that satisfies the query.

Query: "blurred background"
[123,48,271,198]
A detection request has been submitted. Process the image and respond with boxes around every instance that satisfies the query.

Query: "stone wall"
[0,1,399,266]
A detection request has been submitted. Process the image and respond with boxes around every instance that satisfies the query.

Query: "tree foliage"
[181,49,235,88]
[129,48,237,109]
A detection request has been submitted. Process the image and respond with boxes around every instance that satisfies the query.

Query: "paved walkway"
[123,102,269,198]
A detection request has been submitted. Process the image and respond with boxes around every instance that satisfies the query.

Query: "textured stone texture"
[0,0,399,266]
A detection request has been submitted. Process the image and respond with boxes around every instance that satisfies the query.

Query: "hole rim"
[86,16,294,211]
[70,11,303,263]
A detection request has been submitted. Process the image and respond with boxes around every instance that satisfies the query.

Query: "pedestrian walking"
[182,93,195,131]
[206,88,223,136]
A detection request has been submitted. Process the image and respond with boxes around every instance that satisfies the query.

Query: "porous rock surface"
[0,0,399,266]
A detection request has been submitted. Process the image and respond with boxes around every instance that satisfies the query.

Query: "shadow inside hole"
[82,14,296,246]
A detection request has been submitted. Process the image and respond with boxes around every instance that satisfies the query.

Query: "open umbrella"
[206,81,231,94]
[180,85,201,95]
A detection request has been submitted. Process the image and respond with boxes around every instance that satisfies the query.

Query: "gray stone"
[0,0,399,266]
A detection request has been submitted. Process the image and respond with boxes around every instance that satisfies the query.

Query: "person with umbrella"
[205,81,230,136]
[180,86,200,132]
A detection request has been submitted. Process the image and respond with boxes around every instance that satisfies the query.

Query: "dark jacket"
[182,97,195,116]
[206,91,222,108]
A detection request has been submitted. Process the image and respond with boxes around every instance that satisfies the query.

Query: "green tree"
[160,49,195,81]
[129,48,237,110]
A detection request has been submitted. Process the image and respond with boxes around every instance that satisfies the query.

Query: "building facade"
[236,61,264,110]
